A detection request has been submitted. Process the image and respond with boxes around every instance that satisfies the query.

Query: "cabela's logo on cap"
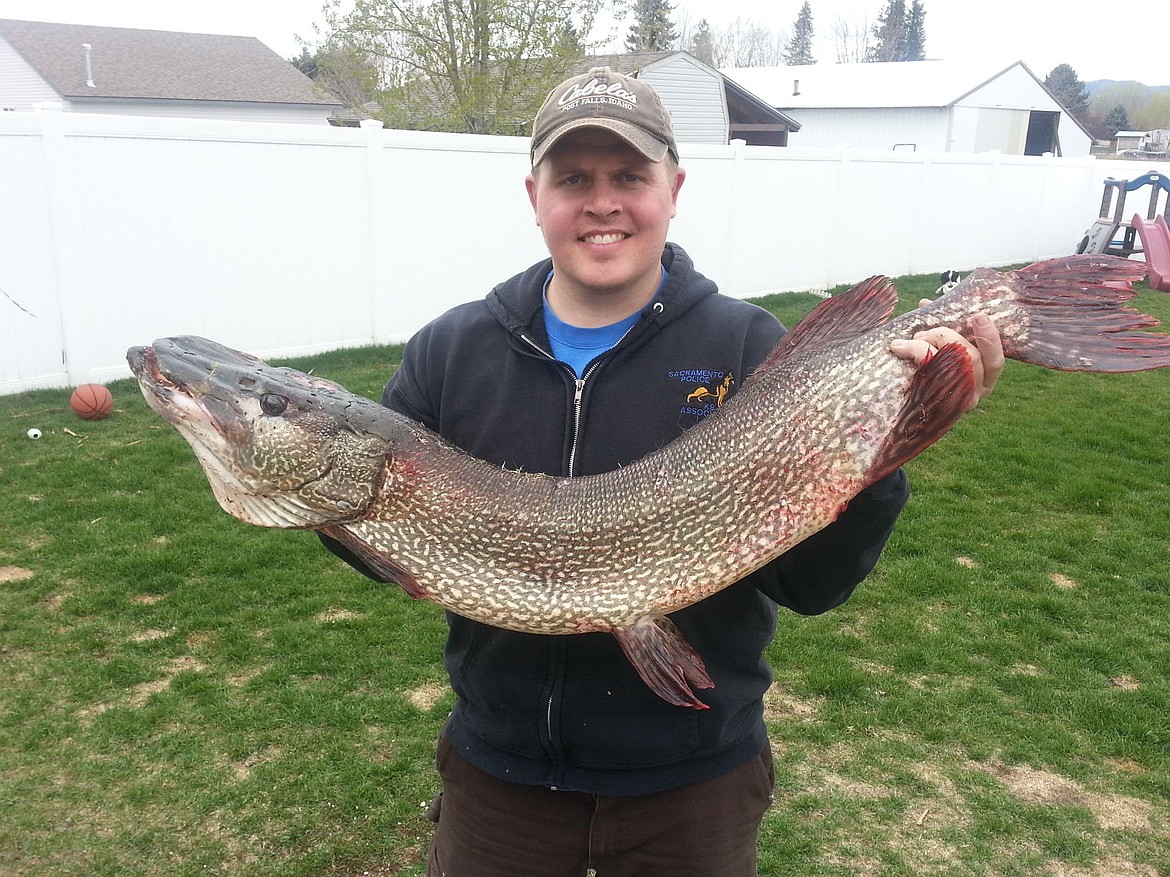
[557,76,639,110]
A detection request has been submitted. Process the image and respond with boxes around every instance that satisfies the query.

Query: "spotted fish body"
[128,255,1170,708]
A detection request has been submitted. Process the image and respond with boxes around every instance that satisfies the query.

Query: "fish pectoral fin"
[321,525,427,599]
[868,341,976,483]
[612,614,714,710]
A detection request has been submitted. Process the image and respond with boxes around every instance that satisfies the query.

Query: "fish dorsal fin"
[754,276,898,376]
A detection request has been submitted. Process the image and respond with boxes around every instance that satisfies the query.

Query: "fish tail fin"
[868,342,976,483]
[1008,255,1170,372]
[612,614,714,710]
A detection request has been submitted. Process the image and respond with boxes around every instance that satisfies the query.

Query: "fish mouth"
[127,339,341,528]
[126,342,243,440]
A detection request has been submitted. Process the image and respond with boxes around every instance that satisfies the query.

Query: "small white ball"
[27,428,42,440]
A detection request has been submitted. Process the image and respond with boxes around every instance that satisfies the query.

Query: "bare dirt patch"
[405,681,449,711]
[0,565,34,582]
[128,657,207,706]
[231,746,283,781]
[1049,572,1079,589]
[129,629,173,643]
[317,608,362,623]
[1045,856,1162,877]
[764,682,824,722]
[78,656,208,721]
[982,761,1152,832]
[227,666,268,687]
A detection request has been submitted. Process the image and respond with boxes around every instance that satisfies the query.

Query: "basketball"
[70,383,114,420]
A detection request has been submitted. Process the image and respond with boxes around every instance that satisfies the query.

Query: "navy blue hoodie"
[329,243,908,795]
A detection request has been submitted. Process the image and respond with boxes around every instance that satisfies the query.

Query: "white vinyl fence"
[2,104,1167,395]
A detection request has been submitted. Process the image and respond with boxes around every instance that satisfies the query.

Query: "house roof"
[580,50,799,131]
[721,59,1039,110]
[0,18,339,106]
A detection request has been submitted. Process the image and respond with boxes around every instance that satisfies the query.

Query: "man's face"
[526,129,685,311]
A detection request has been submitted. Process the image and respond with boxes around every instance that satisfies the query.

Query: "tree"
[904,0,925,61]
[288,41,383,117]
[625,0,679,52]
[783,1,815,66]
[1044,64,1090,122]
[323,0,603,135]
[688,18,715,66]
[867,0,906,61]
[1103,104,1131,138]
[290,47,319,78]
[830,15,871,63]
[865,0,926,62]
[719,17,787,67]
[674,14,787,68]
[1133,93,1170,131]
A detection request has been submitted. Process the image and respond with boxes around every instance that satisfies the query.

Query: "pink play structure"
[1131,214,1170,291]
[1077,170,1170,291]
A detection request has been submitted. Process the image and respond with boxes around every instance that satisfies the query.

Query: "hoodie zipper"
[519,335,603,478]
[517,312,654,764]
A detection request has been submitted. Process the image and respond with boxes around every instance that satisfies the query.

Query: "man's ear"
[670,166,686,218]
[525,173,539,224]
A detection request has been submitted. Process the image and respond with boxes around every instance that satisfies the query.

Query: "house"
[582,51,800,148]
[1114,129,1169,159]
[722,60,1092,157]
[0,18,341,124]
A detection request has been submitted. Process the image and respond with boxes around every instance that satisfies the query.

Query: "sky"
[1,0,1166,86]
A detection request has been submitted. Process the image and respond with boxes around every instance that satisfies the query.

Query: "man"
[330,67,1003,876]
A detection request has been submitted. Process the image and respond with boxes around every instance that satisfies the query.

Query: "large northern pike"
[127,255,1170,708]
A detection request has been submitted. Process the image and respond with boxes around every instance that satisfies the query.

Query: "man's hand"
[889,310,1005,411]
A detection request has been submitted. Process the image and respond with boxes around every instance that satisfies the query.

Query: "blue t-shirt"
[542,269,666,377]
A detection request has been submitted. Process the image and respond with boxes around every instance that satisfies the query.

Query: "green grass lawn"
[2,271,1168,876]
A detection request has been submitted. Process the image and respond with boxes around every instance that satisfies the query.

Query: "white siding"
[960,64,1054,111]
[785,107,950,152]
[1058,114,1092,156]
[641,55,728,145]
[65,99,336,125]
[0,35,59,110]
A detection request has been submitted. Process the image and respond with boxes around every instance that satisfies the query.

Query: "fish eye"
[259,394,288,416]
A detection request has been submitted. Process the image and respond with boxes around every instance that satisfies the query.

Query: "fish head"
[127,336,391,528]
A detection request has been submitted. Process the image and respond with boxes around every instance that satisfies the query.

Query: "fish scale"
[127,255,1170,708]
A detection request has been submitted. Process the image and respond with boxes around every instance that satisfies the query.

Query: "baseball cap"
[530,66,679,166]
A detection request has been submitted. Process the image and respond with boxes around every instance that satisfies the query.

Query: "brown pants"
[425,735,775,877]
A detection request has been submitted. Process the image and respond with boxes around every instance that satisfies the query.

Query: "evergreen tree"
[867,0,907,62]
[783,1,816,65]
[625,0,679,52]
[904,0,926,61]
[1103,104,1131,137]
[290,47,319,78]
[688,18,715,66]
[864,0,927,62]
[1044,63,1091,122]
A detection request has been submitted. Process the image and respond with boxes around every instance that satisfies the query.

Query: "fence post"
[361,118,388,345]
[722,139,747,297]
[33,101,89,386]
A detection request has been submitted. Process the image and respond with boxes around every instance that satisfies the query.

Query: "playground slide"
[1132,213,1170,292]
